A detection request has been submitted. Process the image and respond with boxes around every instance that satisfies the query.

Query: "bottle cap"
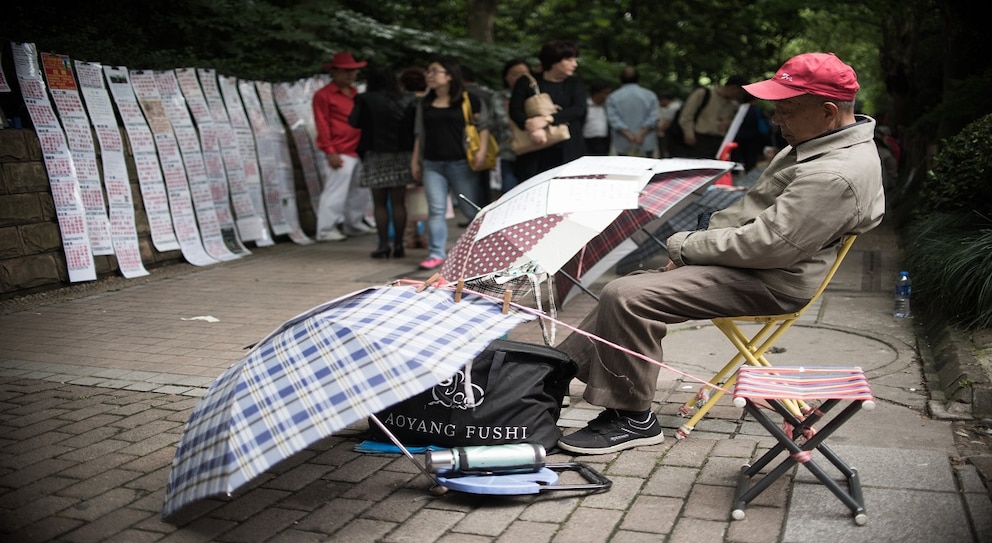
[425,449,457,473]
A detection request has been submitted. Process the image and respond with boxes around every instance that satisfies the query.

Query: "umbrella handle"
[457,193,482,212]
[367,414,448,495]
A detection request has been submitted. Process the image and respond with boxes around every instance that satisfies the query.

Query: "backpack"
[665,87,711,145]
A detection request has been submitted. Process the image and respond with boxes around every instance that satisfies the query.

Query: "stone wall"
[0,126,316,300]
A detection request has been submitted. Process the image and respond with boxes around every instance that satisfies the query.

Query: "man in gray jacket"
[606,67,659,157]
[557,52,886,455]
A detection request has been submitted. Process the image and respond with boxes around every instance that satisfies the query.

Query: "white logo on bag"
[381,413,528,441]
[382,413,458,437]
[430,369,485,409]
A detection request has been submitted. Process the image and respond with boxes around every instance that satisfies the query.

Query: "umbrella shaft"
[558,270,600,301]
[368,414,444,488]
[458,193,482,211]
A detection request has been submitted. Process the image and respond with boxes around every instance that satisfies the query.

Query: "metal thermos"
[425,443,546,475]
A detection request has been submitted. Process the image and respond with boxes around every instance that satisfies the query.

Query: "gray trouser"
[557,265,808,411]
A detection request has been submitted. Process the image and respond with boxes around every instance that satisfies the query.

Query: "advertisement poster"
[74,60,148,278]
[255,80,311,244]
[238,79,290,236]
[273,81,322,215]
[12,42,96,283]
[0,61,10,93]
[155,70,240,261]
[218,75,273,246]
[103,65,180,253]
[40,52,113,256]
[197,68,267,244]
[174,68,248,255]
[129,69,216,266]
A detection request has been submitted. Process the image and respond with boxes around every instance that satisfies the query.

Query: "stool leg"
[739,400,831,477]
[733,399,867,524]
[735,402,809,512]
[720,319,812,418]
[680,321,786,439]
[678,374,737,439]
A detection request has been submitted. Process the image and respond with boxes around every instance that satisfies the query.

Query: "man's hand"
[664,260,678,272]
[326,152,344,170]
[634,128,650,145]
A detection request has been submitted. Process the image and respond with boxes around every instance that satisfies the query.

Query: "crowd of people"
[311,41,594,271]
[311,45,901,276]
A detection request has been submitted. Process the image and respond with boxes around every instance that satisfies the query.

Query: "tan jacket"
[678,85,740,138]
[667,116,885,299]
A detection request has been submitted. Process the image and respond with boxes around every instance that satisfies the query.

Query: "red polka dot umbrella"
[554,166,735,304]
[440,157,734,301]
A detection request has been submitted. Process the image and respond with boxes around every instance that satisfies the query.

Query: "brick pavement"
[0,218,990,542]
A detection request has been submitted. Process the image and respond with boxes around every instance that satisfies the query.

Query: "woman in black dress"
[509,40,587,181]
[349,67,417,258]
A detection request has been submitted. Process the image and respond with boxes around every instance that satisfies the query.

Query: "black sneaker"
[558,409,664,454]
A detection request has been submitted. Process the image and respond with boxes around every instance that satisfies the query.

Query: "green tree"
[4,0,990,174]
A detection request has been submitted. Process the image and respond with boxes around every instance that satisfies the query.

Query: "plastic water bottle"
[893,271,912,318]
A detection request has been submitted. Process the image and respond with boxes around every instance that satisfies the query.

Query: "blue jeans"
[500,159,520,194]
[422,159,480,259]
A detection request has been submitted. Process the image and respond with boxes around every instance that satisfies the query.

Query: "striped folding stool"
[730,366,875,525]
[676,235,858,440]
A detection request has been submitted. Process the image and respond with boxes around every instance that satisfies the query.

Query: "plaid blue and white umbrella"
[162,284,535,518]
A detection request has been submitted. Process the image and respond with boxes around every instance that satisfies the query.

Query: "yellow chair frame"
[674,235,858,440]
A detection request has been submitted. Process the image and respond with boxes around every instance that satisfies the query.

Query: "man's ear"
[822,101,840,122]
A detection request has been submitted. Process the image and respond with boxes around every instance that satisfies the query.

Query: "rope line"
[393,278,731,393]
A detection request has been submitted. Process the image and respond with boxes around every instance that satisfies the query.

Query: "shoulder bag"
[510,74,571,156]
[462,92,499,171]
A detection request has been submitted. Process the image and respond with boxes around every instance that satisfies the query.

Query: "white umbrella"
[439,156,733,300]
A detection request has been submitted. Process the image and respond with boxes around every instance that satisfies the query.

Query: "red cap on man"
[743,53,859,102]
[322,52,367,71]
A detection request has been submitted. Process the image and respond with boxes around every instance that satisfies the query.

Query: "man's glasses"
[425,69,448,76]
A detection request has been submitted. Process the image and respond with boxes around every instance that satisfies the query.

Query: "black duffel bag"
[367,339,577,450]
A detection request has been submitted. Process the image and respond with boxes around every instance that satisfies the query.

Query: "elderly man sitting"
[555,52,886,455]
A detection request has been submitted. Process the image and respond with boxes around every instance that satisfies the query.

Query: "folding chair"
[675,235,858,440]
[730,366,875,525]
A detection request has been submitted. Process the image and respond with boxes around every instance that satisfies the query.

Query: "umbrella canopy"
[553,165,733,304]
[440,157,733,299]
[613,186,747,276]
[163,284,535,518]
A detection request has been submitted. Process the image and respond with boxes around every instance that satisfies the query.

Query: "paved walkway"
[0,218,990,542]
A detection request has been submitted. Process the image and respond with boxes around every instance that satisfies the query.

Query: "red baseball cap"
[743,53,859,102]
[323,52,367,71]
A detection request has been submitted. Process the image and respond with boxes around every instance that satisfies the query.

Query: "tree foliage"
[918,114,992,217]
[0,1,901,92]
[3,0,991,188]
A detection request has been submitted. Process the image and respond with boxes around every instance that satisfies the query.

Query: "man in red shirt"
[312,52,373,241]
